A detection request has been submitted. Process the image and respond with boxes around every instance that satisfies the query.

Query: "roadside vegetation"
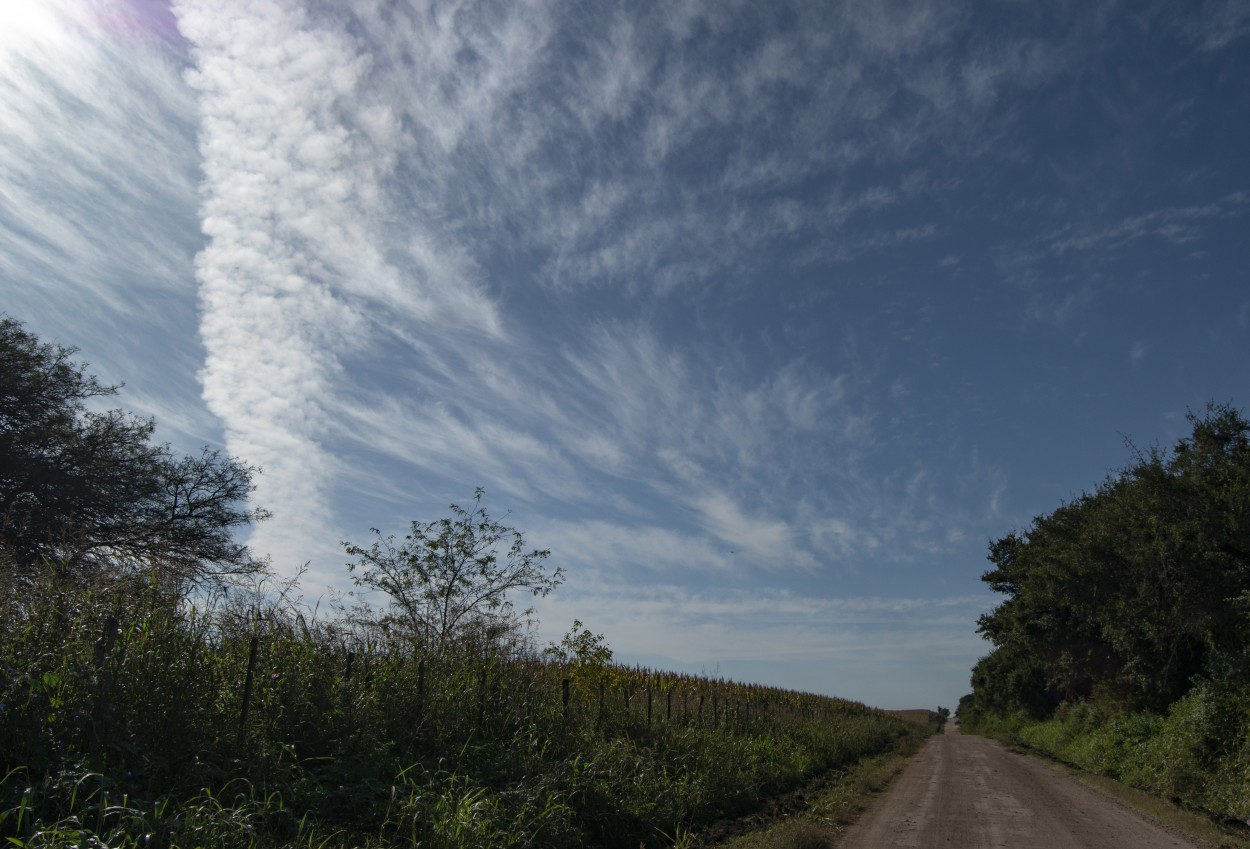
[0,317,916,848]
[706,719,935,849]
[960,403,1250,828]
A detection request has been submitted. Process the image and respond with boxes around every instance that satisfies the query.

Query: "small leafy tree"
[544,619,614,668]
[343,489,563,653]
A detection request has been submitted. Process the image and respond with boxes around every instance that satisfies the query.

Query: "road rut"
[838,721,1199,848]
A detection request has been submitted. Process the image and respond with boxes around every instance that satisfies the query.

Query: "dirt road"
[838,721,1199,848]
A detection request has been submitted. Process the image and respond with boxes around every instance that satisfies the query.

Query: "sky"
[2,0,1248,711]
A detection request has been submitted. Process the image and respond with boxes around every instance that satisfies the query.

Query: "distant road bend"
[838,721,1199,848]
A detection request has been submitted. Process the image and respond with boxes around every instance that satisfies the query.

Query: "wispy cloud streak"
[10,0,1244,712]
[0,0,210,441]
[172,0,1030,586]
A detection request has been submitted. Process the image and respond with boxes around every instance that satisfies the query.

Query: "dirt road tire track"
[837,721,1200,848]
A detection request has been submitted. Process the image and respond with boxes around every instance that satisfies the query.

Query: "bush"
[975,690,1250,825]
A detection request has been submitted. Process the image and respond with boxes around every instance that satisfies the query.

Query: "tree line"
[965,403,1250,718]
[961,402,1250,824]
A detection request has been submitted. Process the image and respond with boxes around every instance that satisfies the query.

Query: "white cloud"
[177,0,382,577]
[1177,0,1250,51]
[155,0,1047,620]
[175,0,530,575]
[0,0,210,444]
[1047,194,1247,256]
[692,491,804,568]
[535,581,993,671]
[540,519,738,578]
[1026,282,1099,327]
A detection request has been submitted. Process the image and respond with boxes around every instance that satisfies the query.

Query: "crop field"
[0,579,920,849]
[884,710,936,726]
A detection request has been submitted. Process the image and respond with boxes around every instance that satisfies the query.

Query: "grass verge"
[699,723,933,849]
[967,701,1250,849]
[1000,741,1250,849]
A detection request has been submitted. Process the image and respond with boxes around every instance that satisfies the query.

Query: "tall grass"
[1,567,917,848]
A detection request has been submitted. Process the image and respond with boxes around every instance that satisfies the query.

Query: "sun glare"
[0,0,76,58]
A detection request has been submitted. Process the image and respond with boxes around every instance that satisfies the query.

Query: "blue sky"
[2,0,1247,710]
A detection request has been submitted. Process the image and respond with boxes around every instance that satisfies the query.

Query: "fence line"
[211,633,880,755]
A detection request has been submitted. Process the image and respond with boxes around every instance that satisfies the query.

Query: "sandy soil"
[837,720,1200,848]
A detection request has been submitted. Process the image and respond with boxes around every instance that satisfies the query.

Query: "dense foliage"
[0,317,268,591]
[0,581,911,848]
[962,404,1250,822]
[1,320,918,848]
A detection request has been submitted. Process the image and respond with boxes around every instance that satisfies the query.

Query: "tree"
[0,317,268,588]
[972,403,1250,717]
[544,619,614,668]
[344,488,563,653]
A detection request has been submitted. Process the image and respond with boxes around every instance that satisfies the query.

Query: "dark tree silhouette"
[0,317,268,588]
